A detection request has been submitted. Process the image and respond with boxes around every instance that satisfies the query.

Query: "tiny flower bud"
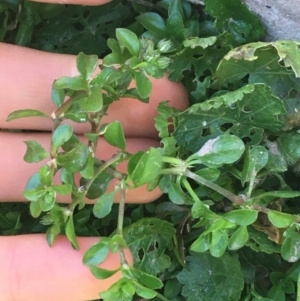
[157,39,173,53]
[155,56,171,69]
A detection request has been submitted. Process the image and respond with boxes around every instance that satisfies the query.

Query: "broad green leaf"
[175,84,286,152]
[60,168,75,187]
[123,218,175,275]
[268,210,296,228]
[204,0,264,44]
[281,230,300,262]
[93,191,116,219]
[177,252,244,301]
[213,41,300,98]
[241,146,268,185]
[61,134,80,152]
[196,134,245,167]
[183,36,217,49]
[83,240,110,266]
[247,226,281,254]
[167,0,185,41]
[76,52,99,80]
[104,121,126,150]
[6,109,49,121]
[223,209,258,226]
[65,215,79,250]
[78,88,103,112]
[51,124,73,154]
[209,230,228,257]
[134,71,152,99]
[23,141,50,163]
[51,87,65,108]
[278,132,300,165]
[228,226,249,250]
[154,101,178,139]
[116,28,140,56]
[53,75,88,91]
[267,286,285,301]
[195,168,220,182]
[136,12,166,36]
[56,143,89,173]
[90,266,119,279]
[128,148,162,187]
[164,278,182,299]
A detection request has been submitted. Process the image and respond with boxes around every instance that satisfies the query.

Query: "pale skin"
[0,0,189,300]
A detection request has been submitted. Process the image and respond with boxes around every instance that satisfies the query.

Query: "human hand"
[0,1,188,300]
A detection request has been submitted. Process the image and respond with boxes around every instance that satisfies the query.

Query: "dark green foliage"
[3,1,300,301]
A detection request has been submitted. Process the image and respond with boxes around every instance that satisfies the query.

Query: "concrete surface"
[242,0,300,41]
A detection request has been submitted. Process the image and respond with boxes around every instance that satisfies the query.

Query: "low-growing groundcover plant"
[2,0,300,300]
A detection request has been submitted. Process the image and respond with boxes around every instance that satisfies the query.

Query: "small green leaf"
[51,87,65,108]
[52,184,72,196]
[241,146,269,186]
[53,75,88,91]
[56,143,89,173]
[23,189,45,202]
[46,224,60,247]
[104,121,126,150]
[93,191,116,219]
[83,241,110,266]
[51,124,73,154]
[80,154,95,179]
[39,165,52,186]
[128,148,162,187]
[134,71,152,99]
[39,190,56,211]
[190,233,209,253]
[65,215,79,250]
[228,226,249,250]
[60,168,75,187]
[210,230,228,257]
[196,134,245,167]
[90,266,119,279]
[116,28,140,56]
[91,67,123,86]
[268,210,296,228]
[29,201,42,218]
[223,209,258,226]
[24,141,50,163]
[134,269,164,289]
[135,285,157,299]
[78,88,103,112]
[136,12,166,36]
[103,53,123,66]
[281,231,300,262]
[6,109,49,121]
[76,52,99,80]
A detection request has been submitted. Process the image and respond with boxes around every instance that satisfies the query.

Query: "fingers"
[0,234,133,301]
[0,43,188,138]
[29,0,112,5]
[0,131,162,203]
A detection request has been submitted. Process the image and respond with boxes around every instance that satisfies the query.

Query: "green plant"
[3,0,300,300]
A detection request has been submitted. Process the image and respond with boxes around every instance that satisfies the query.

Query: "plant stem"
[84,152,125,191]
[52,91,87,119]
[117,183,126,236]
[181,177,201,203]
[185,169,245,205]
